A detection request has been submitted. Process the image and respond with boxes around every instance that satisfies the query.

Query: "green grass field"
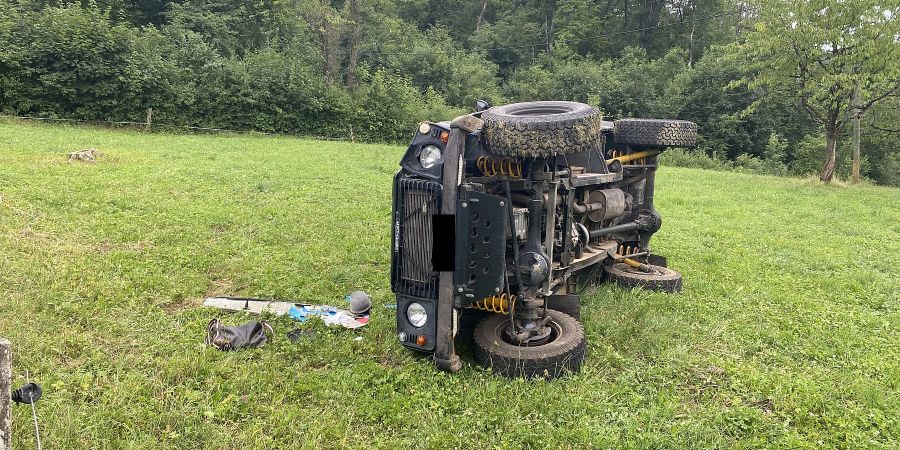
[1,120,898,448]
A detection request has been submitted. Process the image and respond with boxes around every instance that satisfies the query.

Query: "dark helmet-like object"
[348,290,372,315]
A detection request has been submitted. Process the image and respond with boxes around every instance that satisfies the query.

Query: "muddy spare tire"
[613,118,697,148]
[481,101,603,157]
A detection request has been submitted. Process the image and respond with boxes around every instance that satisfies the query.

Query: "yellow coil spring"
[476,156,523,178]
[616,244,640,256]
[472,293,517,314]
[608,150,646,165]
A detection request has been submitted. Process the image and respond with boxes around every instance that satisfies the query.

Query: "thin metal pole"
[25,371,40,450]
[0,339,10,450]
[29,401,40,450]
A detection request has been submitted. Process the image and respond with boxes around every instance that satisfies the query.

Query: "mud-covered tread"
[481,101,603,157]
[604,262,683,293]
[473,310,586,379]
[613,118,697,148]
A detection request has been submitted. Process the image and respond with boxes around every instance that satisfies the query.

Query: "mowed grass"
[0,120,898,449]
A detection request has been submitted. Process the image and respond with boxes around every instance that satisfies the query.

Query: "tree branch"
[859,82,900,112]
[871,124,900,133]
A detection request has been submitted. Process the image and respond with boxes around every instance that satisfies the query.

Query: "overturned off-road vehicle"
[390,101,697,379]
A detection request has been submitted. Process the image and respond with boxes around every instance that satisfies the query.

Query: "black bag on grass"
[206,319,273,350]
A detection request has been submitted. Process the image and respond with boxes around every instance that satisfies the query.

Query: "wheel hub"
[504,318,554,346]
[504,294,554,346]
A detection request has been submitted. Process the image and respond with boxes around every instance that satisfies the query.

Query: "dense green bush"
[356,70,438,142]
[504,48,687,119]
[373,27,504,109]
[871,152,900,187]
[2,4,145,120]
[660,148,732,171]
[0,3,461,141]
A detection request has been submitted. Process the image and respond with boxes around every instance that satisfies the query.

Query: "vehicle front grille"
[391,177,442,298]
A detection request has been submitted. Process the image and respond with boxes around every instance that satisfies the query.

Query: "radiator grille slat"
[392,178,442,298]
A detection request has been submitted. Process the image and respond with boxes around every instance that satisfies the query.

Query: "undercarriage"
[391,101,697,378]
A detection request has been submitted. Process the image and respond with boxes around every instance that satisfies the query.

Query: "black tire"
[473,310,586,379]
[604,262,683,293]
[481,101,603,157]
[613,118,698,148]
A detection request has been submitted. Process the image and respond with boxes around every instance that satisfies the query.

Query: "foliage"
[728,0,900,181]
[354,69,464,142]
[870,151,900,187]
[759,133,789,176]
[674,47,815,160]
[861,97,900,186]
[2,4,145,120]
[791,133,829,176]
[0,0,897,184]
[790,132,862,180]
[369,26,504,108]
[660,148,732,171]
[506,47,688,119]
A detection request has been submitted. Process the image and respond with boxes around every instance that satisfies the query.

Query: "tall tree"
[731,0,899,182]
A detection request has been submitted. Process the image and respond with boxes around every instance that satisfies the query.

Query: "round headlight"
[406,302,428,328]
[419,145,442,169]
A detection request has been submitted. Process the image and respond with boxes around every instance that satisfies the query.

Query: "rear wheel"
[613,118,697,148]
[473,310,586,379]
[604,262,683,293]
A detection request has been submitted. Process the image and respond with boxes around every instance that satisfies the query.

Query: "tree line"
[0,0,897,185]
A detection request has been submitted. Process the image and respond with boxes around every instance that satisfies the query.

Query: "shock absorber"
[607,150,658,165]
[477,156,523,178]
[471,293,517,314]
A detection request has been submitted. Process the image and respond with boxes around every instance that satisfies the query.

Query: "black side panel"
[454,190,507,305]
[391,177,443,299]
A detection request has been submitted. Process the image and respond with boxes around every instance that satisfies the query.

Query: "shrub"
[372,27,503,109]
[757,133,789,175]
[660,148,732,170]
[734,153,765,173]
[3,4,145,120]
[504,47,688,119]
[870,152,900,186]
[353,71,465,143]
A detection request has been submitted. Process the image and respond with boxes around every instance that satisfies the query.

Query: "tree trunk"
[475,0,488,32]
[851,88,861,183]
[543,1,556,59]
[324,19,337,81]
[688,20,695,68]
[321,2,338,82]
[346,0,360,89]
[820,126,838,182]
